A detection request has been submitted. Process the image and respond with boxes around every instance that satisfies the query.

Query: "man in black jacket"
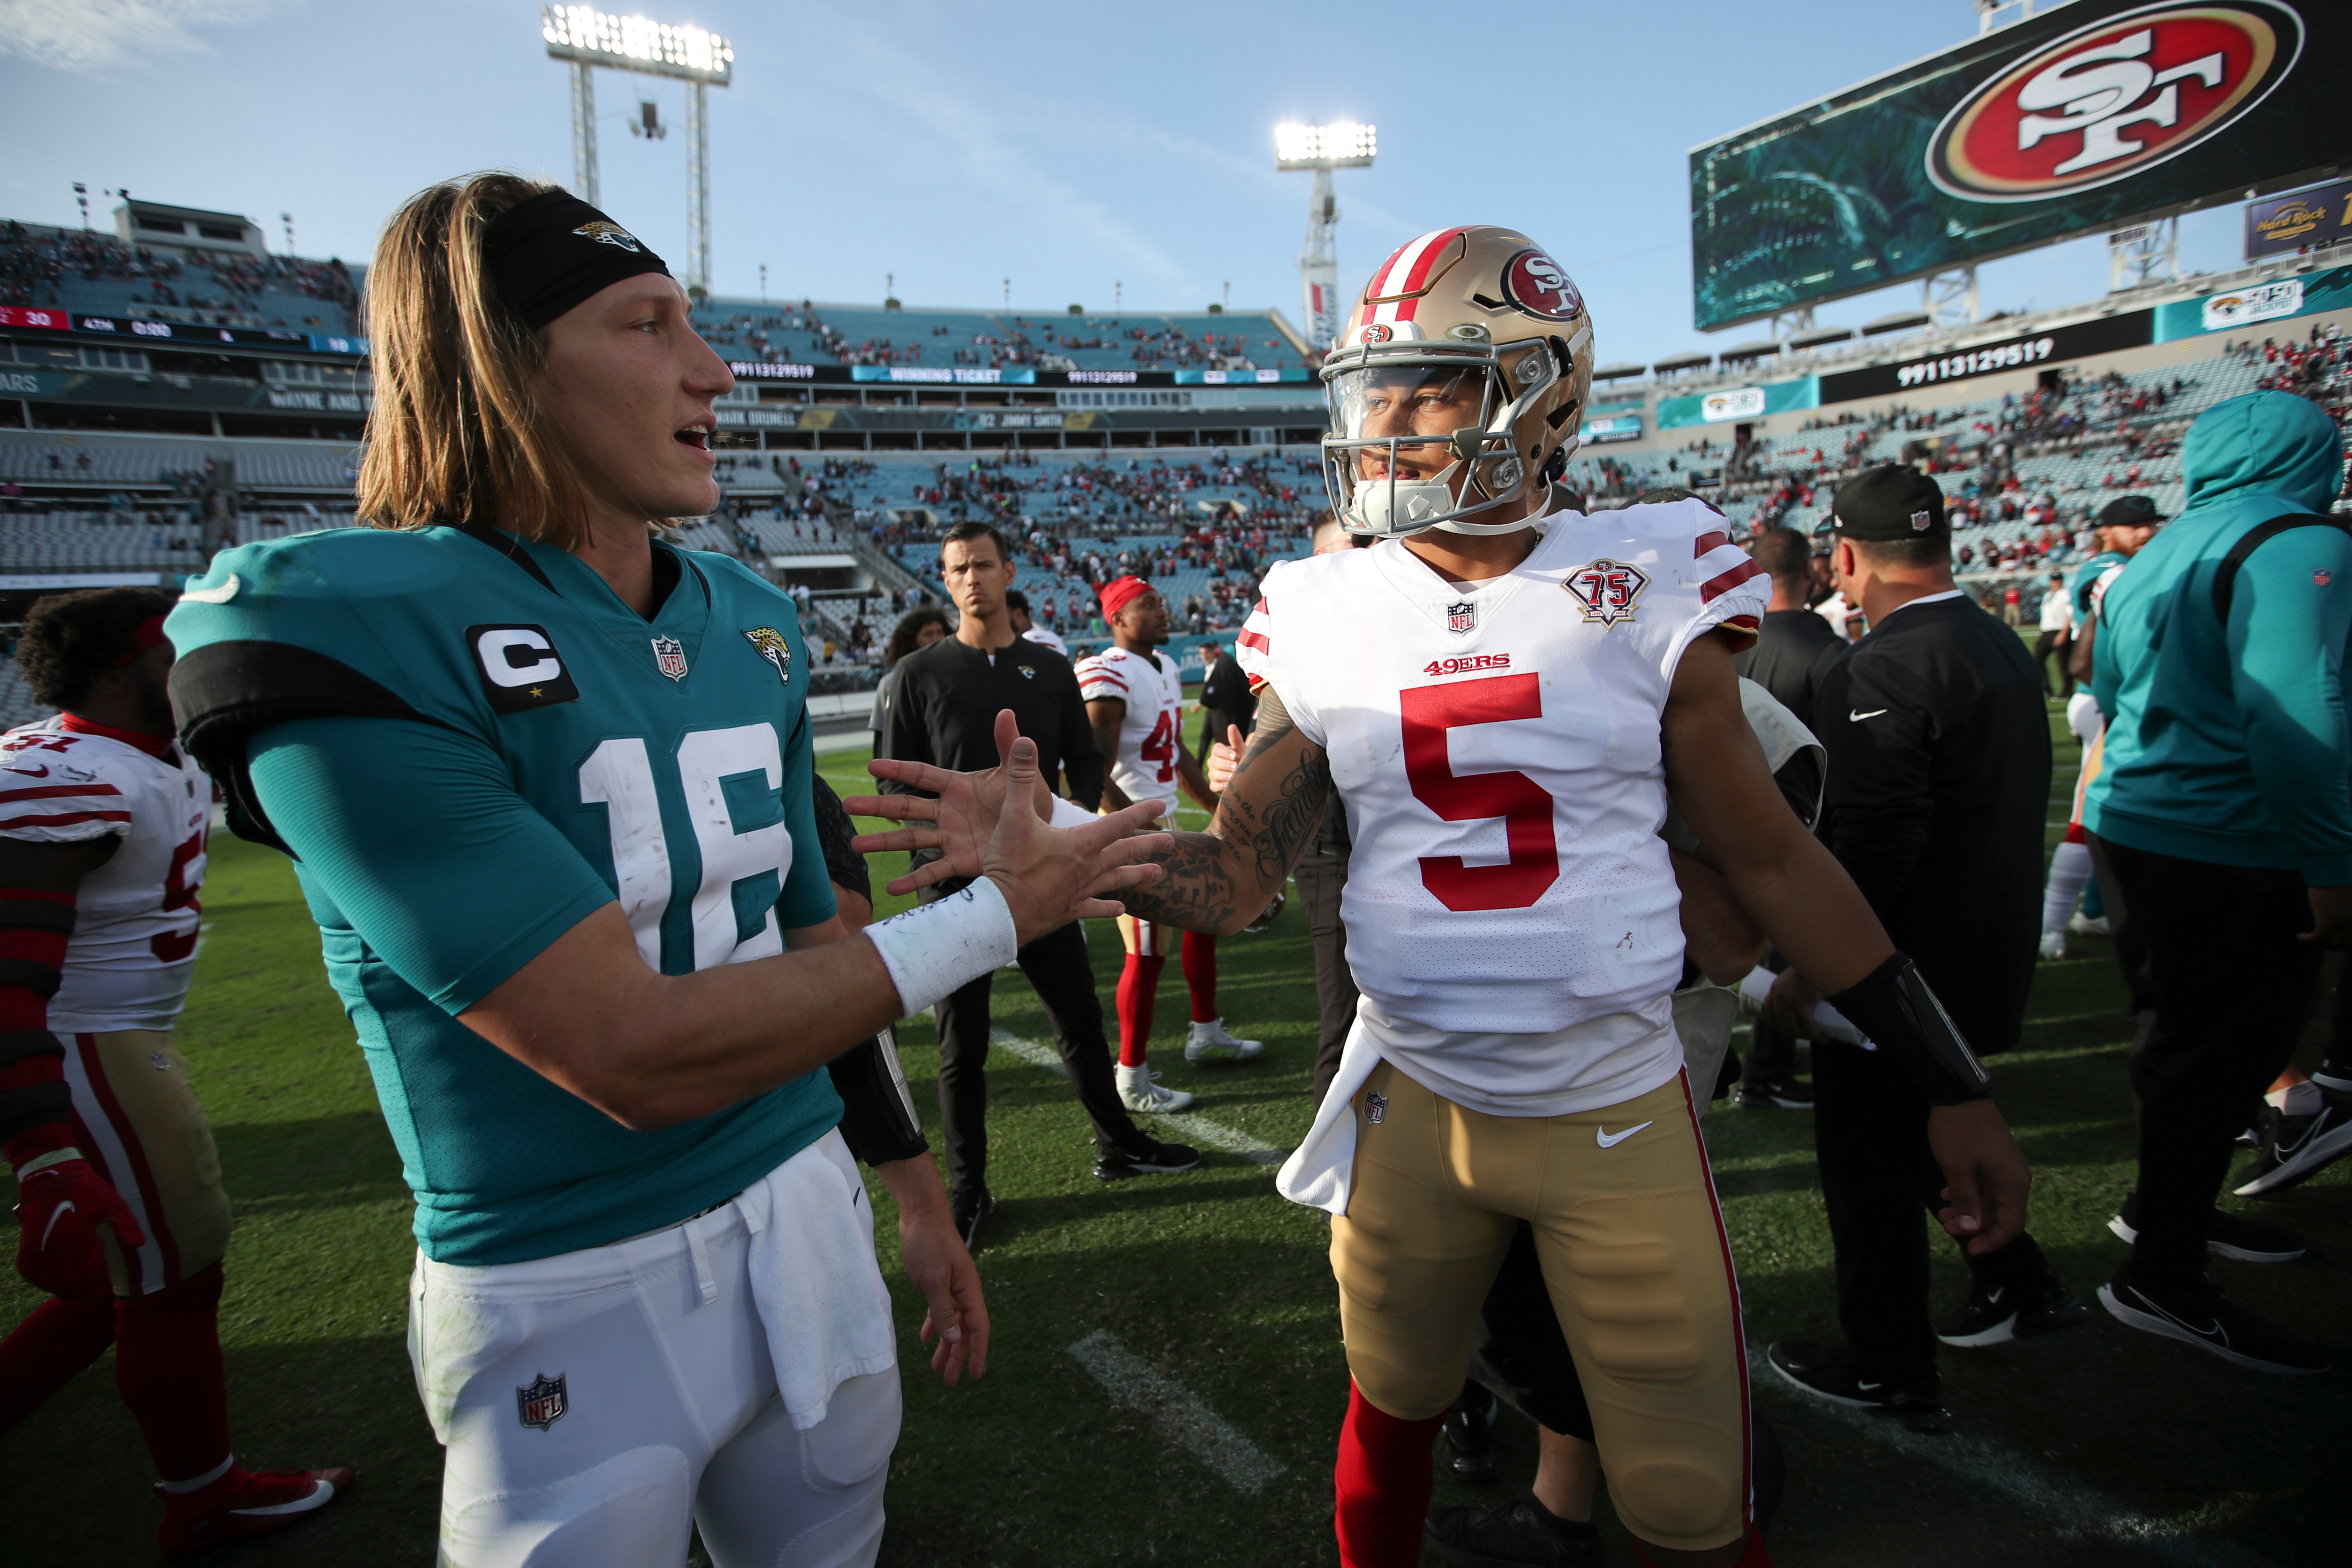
[881,523,1199,1245]
[1764,466,2081,1430]
[1730,524,1844,1113]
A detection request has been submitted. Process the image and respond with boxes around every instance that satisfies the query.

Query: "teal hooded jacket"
[2087,390,2352,885]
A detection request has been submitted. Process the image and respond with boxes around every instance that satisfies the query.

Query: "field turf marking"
[1749,1350,2282,1567]
[990,1032,1291,1164]
[1066,1330,1285,1495]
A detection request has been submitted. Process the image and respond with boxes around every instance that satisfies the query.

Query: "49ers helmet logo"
[1500,249,1583,322]
[1927,1,2302,203]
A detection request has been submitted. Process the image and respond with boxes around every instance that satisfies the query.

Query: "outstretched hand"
[1927,1099,2031,1255]
[848,710,1168,939]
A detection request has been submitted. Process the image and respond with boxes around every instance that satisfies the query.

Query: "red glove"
[8,1122,144,1300]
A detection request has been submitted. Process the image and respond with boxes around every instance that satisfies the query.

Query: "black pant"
[2032,630,2073,697]
[1293,851,1359,1110]
[1813,1037,2055,1382]
[1740,1018,1798,1087]
[2088,834,2324,1284]
[932,920,1141,1196]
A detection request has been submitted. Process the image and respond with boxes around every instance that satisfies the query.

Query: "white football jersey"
[1074,644,1183,817]
[1237,496,1766,1115]
[0,718,212,1032]
[1021,626,1070,658]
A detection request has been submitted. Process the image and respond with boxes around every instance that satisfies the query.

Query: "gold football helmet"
[1320,226,1596,537]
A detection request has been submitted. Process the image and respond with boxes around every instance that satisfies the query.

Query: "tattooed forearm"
[1111,831,1243,932]
[1212,683,1332,887]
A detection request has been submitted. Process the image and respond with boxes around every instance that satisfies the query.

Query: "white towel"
[1275,1020,1383,1216]
[737,1131,901,1431]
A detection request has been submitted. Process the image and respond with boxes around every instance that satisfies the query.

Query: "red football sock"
[1182,931,1218,1023]
[0,1294,117,1436]
[115,1263,232,1485]
[1334,1381,1447,1568]
[1115,952,1164,1067]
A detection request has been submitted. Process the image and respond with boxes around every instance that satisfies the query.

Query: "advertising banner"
[1818,309,2153,402]
[1657,377,1820,430]
[0,305,365,357]
[1579,411,1644,444]
[2152,264,2352,340]
[2244,179,2352,260]
[1690,0,2352,331]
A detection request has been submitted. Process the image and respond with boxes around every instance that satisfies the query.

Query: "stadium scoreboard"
[1690,0,2352,331]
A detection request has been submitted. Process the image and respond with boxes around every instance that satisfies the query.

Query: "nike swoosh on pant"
[1596,1121,1654,1148]
[1849,708,1889,722]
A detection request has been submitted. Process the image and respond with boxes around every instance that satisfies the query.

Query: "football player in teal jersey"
[165,175,1166,1568]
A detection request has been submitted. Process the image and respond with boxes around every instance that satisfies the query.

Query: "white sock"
[2269,1081,2324,1117]
[2041,840,2093,936]
[159,1455,235,1494]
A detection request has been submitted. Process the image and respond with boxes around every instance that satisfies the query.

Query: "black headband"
[483,190,672,330]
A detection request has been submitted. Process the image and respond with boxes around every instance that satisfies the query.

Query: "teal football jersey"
[167,524,843,1265]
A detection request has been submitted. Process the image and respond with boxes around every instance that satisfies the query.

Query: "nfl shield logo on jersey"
[650,636,689,681]
[517,1372,567,1431]
[1446,600,1477,636]
[1363,1090,1387,1125]
[1565,559,1651,628]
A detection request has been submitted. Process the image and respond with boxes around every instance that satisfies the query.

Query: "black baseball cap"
[1830,464,1947,540]
[2097,494,2165,530]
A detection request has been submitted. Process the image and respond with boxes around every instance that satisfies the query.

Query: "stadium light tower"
[542,7,734,296]
[1275,122,1375,353]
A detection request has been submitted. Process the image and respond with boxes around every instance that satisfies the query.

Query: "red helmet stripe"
[1364,226,1468,325]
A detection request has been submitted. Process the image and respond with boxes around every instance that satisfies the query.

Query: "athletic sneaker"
[2098,1270,2329,1375]
[2066,912,2111,937]
[1443,1381,1501,1482]
[1424,1493,1602,1567]
[2107,1198,2307,1263]
[2232,1096,2352,1196]
[1116,1062,1197,1113]
[1184,1017,1264,1063]
[1734,1072,1814,1111]
[1934,1278,2090,1347]
[2037,929,2067,961]
[950,1185,994,1251]
[1764,1340,1953,1433]
[2313,1057,2352,1094]
[157,1465,354,1559]
[1092,1135,1202,1182]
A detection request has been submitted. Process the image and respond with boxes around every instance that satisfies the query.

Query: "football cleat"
[2312,1057,2352,1095]
[2233,1095,2352,1196]
[1184,1018,1264,1063]
[2065,913,2110,938]
[157,1465,354,1559]
[2037,929,2067,960]
[1442,1382,1501,1482]
[1116,1063,1196,1113]
[1424,1493,1602,1566]
[1734,1072,1814,1111]
[2098,1271,2328,1375]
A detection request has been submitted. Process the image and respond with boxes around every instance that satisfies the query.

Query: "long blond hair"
[356,172,602,551]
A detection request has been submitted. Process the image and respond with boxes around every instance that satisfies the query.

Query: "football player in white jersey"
[1075,577,1261,1113]
[0,588,350,1557]
[858,226,2033,1568]
[1004,589,1069,659]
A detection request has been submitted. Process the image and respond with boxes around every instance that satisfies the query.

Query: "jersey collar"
[59,711,175,759]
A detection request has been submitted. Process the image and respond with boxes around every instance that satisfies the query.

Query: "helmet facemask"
[1321,337,1563,538]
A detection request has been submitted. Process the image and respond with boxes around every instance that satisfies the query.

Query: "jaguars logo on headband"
[743,626,792,686]
[572,220,645,253]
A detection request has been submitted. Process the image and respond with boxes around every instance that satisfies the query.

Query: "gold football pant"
[1331,1062,1750,1552]
[60,1029,234,1296]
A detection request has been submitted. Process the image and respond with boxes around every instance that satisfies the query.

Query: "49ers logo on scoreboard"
[1500,248,1583,322]
[1928,1,2303,203]
[1565,559,1649,627]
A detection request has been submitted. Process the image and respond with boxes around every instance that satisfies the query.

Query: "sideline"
[991,1031,1290,1164]
[1066,1329,1285,1495]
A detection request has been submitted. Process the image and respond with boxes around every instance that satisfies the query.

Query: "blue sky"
[0,0,2254,367]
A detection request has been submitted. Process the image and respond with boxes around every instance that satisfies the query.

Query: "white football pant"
[409,1132,900,1568]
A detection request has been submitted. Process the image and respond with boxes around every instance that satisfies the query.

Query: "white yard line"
[1066,1330,1286,1495]
[991,1032,1291,1165]
[1750,1350,2282,1567]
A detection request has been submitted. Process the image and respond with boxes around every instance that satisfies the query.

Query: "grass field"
[4,699,2348,1567]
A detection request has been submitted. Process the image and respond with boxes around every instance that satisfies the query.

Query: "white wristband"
[1049,794,1095,831]
[864,877,1021,1016]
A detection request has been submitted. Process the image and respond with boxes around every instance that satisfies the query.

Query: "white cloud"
[0,0,283,76]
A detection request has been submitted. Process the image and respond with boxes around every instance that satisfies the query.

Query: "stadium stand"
[692,300,1305,374]
[1,218,361,334]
